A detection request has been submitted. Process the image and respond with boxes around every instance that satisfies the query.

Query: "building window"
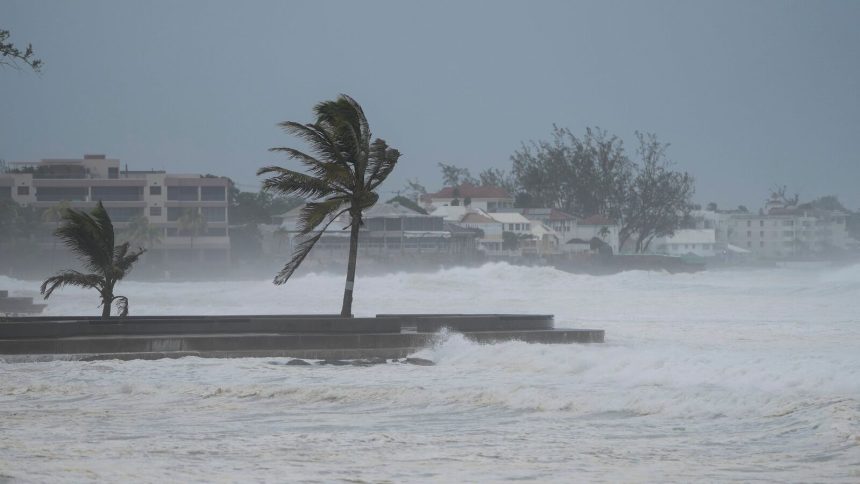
[17,186,29,196]
[747,220,751,227]
[104,207,143,222]
[760,220,764,227]
[167,186,198,201]
[201,186,226,201]
[167,207,185,221]
[150,207,162,217]
[207,227,227,236]
[150,186,162,196]
[108,167,119,179]
[760,241,765,247]
[201,206,226,222]
[35,186,87,202]
[91,186,142,201]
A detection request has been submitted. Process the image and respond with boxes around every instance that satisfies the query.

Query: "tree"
[178,208,207,250]
[769,185,799,207]
[618,133,695,252]
[40,202,144,318]
[706,202,718,212]
[387,195,427,214]
[258,94,400,316]
[477,167,517,193]
[41,201,71,268]
[0,29,42,72]
[402,178,427,202]
[510,126,632,217]
[122,215,163,249]
[438,162,476,187]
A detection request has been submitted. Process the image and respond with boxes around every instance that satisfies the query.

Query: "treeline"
[421,126,696,252]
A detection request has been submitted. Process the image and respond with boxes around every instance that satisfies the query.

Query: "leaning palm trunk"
[259,94,400,317]
[341,210,362,316]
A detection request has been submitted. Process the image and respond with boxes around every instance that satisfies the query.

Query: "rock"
[404,357,435,366]
[351,357,387,366]
[318,359,350,366]
[285,359,311,366]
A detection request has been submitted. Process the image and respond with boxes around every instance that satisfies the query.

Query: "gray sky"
[2,0,859,210]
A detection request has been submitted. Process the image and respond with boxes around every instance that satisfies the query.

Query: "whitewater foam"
[1,264,859,482]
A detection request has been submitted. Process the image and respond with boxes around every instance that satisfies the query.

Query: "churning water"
[1,264,859,482]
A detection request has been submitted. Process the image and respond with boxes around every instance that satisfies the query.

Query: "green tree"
[258,94,401,316]
[618,133,695,252]
[511,126,632,217]
[178,208,207,250]
[41,201,71,268]
[438,162,476,187]
[0,29,42,72]
[40,202,145,318]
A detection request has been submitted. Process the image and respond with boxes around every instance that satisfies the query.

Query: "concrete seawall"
[0,314,604,361]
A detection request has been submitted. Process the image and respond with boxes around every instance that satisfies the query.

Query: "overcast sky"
[2,0,859,210]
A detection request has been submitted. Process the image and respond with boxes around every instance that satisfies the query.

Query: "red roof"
[579,214,614,226]
[426,183,511,200]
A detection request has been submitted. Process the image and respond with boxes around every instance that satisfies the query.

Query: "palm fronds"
[260,94,401,314]
[40,201,144,317]
[40,270,102,299]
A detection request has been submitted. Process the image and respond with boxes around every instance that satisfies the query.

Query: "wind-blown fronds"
[40,270,102,299]
[114,242,146,275]
[274,208,350,284]
[260,94,400,315]
[112,296,129,317]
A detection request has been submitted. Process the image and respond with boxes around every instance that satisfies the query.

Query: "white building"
[653,229,717,257]
[0,154,231,265]
[570,215,620,254]
[422,183,514,212]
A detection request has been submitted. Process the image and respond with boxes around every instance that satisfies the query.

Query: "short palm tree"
[40,201,145,318]
[177,208,207,250]
[258,94,400,316]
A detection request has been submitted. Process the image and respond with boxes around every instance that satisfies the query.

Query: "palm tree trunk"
[101,291,112,318]
[340,215,361,317]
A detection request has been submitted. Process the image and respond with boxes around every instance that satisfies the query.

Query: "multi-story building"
[727,209,850,259]
[0,154,230,266]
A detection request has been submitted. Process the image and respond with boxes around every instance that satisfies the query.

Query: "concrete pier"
[0,314,604,361]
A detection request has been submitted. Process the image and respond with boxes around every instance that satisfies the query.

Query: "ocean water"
[1,264,859,482]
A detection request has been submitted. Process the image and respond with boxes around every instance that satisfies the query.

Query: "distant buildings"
[0,154,231,266]
[422,183,514,212]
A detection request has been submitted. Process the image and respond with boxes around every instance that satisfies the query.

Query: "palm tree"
[40,201,145,318]
[123,214,162,249]
[41,200,71,267]
[258,94,400,316]
[177,208,207,250]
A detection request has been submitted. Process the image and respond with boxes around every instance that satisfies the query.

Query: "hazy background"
[2,0,859,210]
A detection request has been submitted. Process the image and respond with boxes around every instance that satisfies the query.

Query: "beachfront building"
[570,215,620,254]
[726,209,850,259]
[275,201,481,261]
[0,154,231,267]
[422,183,514,212]
[519,208,578,243]
[652,229,717,258]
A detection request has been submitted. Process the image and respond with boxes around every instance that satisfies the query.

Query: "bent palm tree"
[40,201,145,318]
[258,94,400,316]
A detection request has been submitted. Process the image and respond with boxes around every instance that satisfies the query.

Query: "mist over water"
[2,264,859,482]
